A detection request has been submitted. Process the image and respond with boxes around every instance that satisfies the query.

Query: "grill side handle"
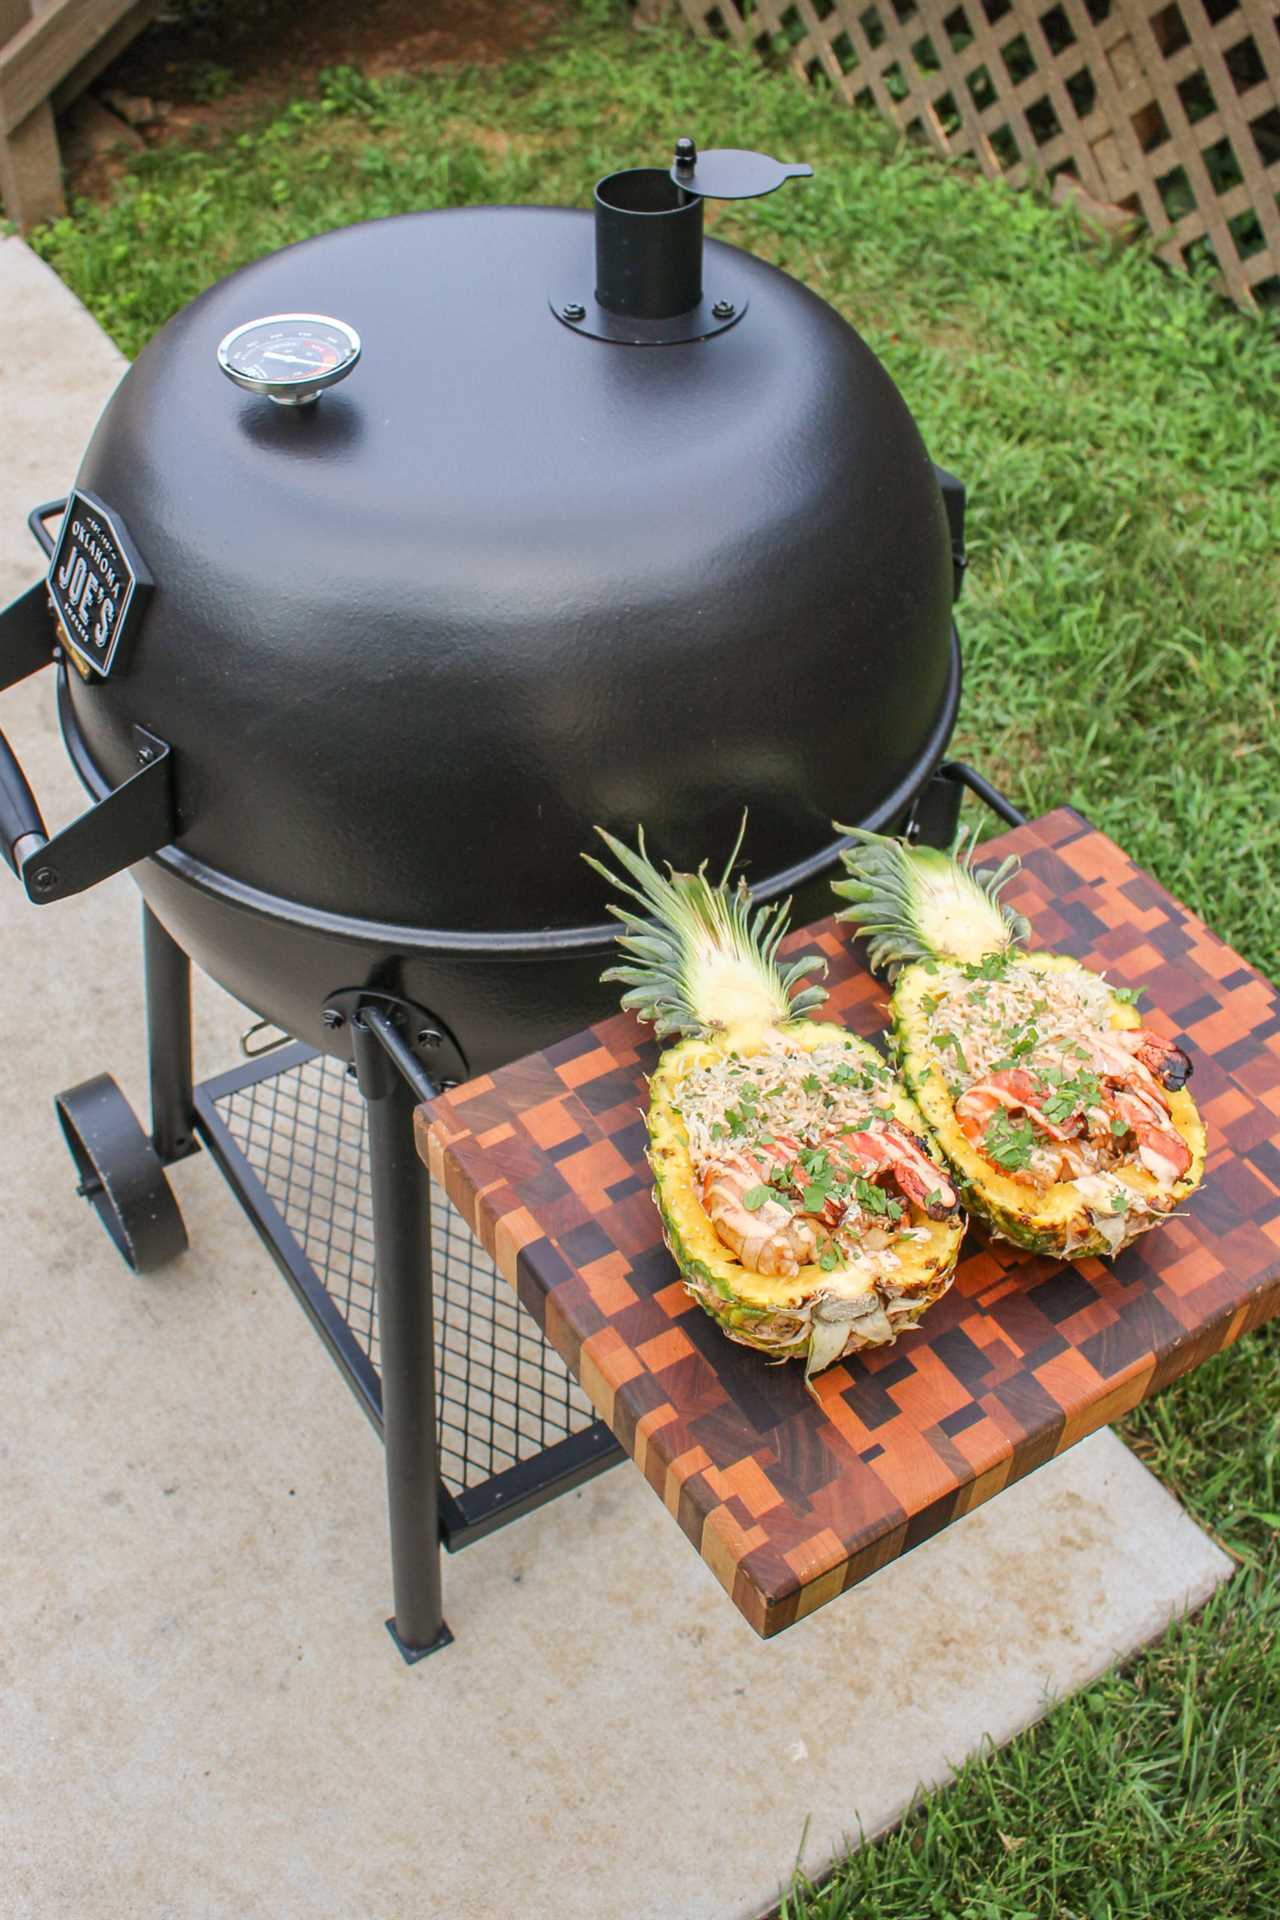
[0,547,178,902]
[0,581,57,875]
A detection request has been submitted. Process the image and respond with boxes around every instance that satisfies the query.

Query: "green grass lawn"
[30,2,1280,1910]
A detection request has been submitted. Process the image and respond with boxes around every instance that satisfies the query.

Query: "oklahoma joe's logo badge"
[47,490,153,678]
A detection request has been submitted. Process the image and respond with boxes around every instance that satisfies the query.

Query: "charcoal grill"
[0,137,1023,1659]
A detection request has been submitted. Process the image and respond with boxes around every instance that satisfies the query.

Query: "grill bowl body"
[61,203,958,1066]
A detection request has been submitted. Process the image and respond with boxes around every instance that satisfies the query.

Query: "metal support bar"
[19,720,176,904]
[909,760,1028,847]
[939,760,1028,828]
[321,985,468,1089]
[351,1006,453,1663]
[143,903,197,1163]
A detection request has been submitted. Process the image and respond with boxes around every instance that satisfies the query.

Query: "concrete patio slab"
[0,235,1233,1920]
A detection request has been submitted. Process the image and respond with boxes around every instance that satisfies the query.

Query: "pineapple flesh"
[584,821,966,1388]
[831,829,1206,1259]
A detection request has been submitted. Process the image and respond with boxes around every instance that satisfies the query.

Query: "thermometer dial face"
[216,314,361,405]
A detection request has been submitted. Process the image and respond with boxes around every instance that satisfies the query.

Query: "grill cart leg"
[351,1008,453,1663]
[144,903,198,1164]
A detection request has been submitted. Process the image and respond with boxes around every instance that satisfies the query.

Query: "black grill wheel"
[54,1075,187,1274]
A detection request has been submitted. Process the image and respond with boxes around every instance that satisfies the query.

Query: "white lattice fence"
[671,0,1280,311]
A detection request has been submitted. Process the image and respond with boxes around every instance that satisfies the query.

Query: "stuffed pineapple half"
[584,819,965,1389]
[830,829,1206,1259]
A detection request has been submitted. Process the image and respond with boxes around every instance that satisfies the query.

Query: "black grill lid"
[66,195,955,933]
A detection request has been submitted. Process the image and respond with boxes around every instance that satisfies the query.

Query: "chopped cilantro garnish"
[1111,1113,1130,1137]
[935,1030,968,1073]
[1038,1070,1101,1129]
[983,1108,1037,1172]
[1110,1189,1130,1214]
[925,1188,943,1210]
[801,1073,822,1095]
[741,1185,771,1212]
[1111,986,1144,1007]
[986,1025,1040,1076]
[801,1182,830,1214]
[710,1121,725,1141]
[854,1175,889,1216]
[962,951,1010,982]
[817,1243,842,1272]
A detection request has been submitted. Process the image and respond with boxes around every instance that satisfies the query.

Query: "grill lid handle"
[0,580,54,876]
[0,730,47,875]
[669,140,813,200]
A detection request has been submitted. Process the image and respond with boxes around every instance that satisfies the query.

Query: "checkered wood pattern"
[421,811,1280,1637]
[670,0,1280,312]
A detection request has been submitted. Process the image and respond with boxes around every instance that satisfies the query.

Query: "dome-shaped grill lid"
[31,135,960,939]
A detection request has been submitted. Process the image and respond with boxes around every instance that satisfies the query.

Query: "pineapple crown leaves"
[829,824,1029,978]
[582,812,828,1041]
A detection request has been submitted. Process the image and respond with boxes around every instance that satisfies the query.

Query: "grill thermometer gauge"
[216,313,361,406]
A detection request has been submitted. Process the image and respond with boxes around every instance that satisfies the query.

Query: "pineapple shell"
[891,952,1207,1258]
[646,1018,965,1376]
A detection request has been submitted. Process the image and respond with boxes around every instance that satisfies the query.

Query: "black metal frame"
[173,951,623,1663]
[907,758,1026,845]
[39,761,1023,1666]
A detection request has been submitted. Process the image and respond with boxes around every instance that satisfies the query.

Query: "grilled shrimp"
[1109,1089,1193,1184]
[958,1070,1110,1188]
[1107,1027,1192,1092]
[1089,1031,1192,1179]
[957,1046,1192,1191]
[829,1125,959,1220]
[956,1069,1081,1144]
[701,1119,957,1276]
[702,1153,818,1277]
[1088,1029,1191,1105]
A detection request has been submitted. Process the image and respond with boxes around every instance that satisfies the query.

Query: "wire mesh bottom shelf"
[200,1045,603,1505]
